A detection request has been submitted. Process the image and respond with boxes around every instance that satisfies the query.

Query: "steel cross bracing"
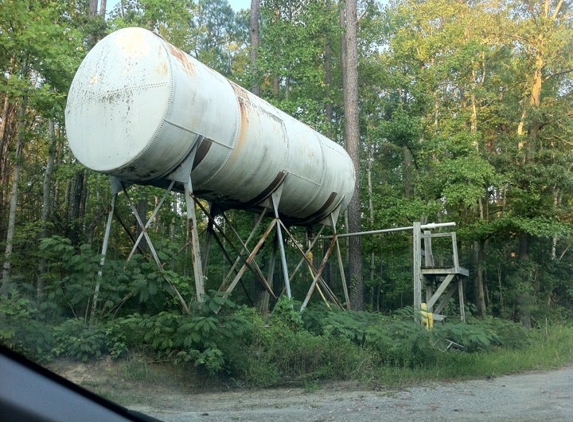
[96,174,467,318]
[95,176,351,314]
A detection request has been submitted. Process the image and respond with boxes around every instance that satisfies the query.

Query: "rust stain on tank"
[115,29,149,57]
[156,60,168,76]
[231,83,253,156]
[166,43,196,76]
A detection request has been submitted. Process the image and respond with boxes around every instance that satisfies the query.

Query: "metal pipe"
[320,222,456,239]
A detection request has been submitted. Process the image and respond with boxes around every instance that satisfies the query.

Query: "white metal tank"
[65,27,355,225]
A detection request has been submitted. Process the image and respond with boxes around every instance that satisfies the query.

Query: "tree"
[250,0,261,96]
[342,0,364,310]
[372,0,573,322]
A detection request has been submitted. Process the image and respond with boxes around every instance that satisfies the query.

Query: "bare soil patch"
[47,359,573,422]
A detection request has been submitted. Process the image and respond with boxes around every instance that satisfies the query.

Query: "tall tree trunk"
[67,169,86,245]
[469,63,487,316]
[2,99,26,284]
[341,0,363,310]
[367,144,376,311]
[89,0,98,16]
[37,118,57,300]
[513,3,558,328]
[517,233,532,329]
[250,0,270,315]
[250,0,261,96]
[0,96,13,215]
[473,239,486,316]
[99,0,107,16]
[403,145,413,198]
[324,0,334,139]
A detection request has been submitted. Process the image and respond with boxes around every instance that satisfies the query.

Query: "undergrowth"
[2,290,573,389]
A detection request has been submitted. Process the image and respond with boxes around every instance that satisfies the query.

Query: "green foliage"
[0,290,54,361]
[305,306,376,344]
[478,317,531,350]
[0,281,567,389]
[37,235,196,319]
[119,292,248,373]
[38,236,101,317]
[224,305,367,387]
[303,307,528,368]
[53,319,127,362]
[270,297,304,330]
[432,321,499,353]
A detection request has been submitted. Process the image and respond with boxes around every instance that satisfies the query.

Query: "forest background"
[1,0,573,386]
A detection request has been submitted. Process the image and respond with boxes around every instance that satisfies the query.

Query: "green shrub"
[0,290,54,361]
[119,292,250,373]
[480,317,531,349]
[220,304,369,387]
[53,319,127,361]
[270,297,304,330]
[303,305,381,345]
[365,317,440,367]
[431,321,499,353]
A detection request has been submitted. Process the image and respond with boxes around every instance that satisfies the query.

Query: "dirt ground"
[51,360,573,422]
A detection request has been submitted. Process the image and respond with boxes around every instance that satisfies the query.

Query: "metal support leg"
[90,193,117,320]
[185,178,205,302]
[413,222,422,316]
[202,204,215,276]
[219,209,267,290]
[458,277,466,322]
[331,217,350,309]
[123,185,190,313]
[271,191,291,299]
[286,225,325,285]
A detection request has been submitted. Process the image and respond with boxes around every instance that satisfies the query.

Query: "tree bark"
[403,145,413,198]
[0,96,14,216]
[250,0,261,96]
[89,0,98,16]
[324,0,334,139]
[341,0,363,310]
[517,233,532,329]
[2,99,26,284]
[67,169,86,245]
[99,0,107,16]
[473,239,486,316]
[37,118,57,299]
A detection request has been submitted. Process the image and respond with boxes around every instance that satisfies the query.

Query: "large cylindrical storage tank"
[65,27,355,225]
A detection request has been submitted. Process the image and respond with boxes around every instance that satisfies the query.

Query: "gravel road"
[129,366,573,422]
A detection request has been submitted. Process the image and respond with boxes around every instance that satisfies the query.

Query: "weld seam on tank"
[306,195,344,225]
[139,42,195,183]
[114,40,175,182]
[188,134,234,150]
[68,82,169,108]
[163,119,201,136]
[286,172,321,186]
[192,79,242,187]
[296,132,328,216]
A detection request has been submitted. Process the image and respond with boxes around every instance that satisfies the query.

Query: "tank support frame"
[95,176,350,314]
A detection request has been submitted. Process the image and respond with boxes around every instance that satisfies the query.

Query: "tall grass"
[370,324,573,387]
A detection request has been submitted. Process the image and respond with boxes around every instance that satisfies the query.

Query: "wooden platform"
[413,222,468,322]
